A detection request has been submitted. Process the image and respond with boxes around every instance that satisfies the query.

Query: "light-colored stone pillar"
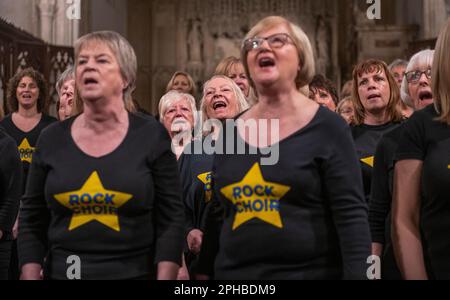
[423,0,448,39]
[38,0,57,43]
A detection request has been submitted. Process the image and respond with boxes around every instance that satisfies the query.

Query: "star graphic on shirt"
[220,163,291,230]
[361,156,374,168]
[197,172,212,203]
[18,138,35,163]
[54,171,133,232]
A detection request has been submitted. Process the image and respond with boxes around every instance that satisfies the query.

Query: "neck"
[364,110,390,126]
[17,106,39,118]
[255,87,306,119]
[81,97,128,133]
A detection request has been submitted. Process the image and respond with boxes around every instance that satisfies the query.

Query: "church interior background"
[1,0,449,115]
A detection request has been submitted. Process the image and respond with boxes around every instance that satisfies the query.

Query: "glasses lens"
[268,34,287,48]
[244,38,260,51]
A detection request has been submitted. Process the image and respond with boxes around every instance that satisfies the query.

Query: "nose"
[418,72,429,85]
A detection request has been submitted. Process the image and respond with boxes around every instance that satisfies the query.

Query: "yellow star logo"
[18,138,35,163]
[54,171,133,232]
[220,163,290,230]
[361,156,374,168]
[197,172,212,203]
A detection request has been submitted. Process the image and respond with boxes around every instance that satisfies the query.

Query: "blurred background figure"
[215,56,257,105]
[55,66,76,121]
[389,59,414,118]
[336,96,355,125]
[309,74,339,111]
[158,90,196,159]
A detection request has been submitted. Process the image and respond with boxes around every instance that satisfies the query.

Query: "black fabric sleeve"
[324,123,371,280]
[17,135,51,267]
[178,153,196,237]
[151,125,185,266]
[195,168,222,277]
[0,135,22,233]
[395,111,426,162]
[369,136,391,244]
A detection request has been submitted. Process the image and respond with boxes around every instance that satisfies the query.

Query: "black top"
[18,113,185,280]
[0,127,22,240]
[178,139,214,236]
[351,122,400,203]
[395,105,450,279]
[369,124,405,279]
[200,106,371,280]
[0,114,57,193]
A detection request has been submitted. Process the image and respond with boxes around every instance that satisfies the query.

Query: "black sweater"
[0,114,56,193]
[18,113,185,279]
[369,124,404,279]
[199,107,371,280]
[351,122,400,203]
[0,128,22,240]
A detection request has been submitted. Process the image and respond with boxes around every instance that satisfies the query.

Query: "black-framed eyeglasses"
[243,33,293,52]
[405,69,432,83]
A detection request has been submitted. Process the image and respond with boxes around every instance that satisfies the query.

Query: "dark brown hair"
[309,74,338,105]
[6,67,48,113]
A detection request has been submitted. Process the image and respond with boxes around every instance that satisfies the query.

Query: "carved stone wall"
[150,0,339,112]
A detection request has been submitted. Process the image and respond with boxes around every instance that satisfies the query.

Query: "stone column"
[423,0,448,39]
[38,0,57,43]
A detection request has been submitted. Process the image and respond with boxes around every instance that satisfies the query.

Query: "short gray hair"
[56,65,75,96]
[158,90,197,124]
[74,31,137,108]
[400,50,434,107]
[388,59,408,71]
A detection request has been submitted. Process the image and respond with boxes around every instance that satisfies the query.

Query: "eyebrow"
[78,53,113,59]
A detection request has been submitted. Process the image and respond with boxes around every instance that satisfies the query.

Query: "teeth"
[213,101,227,109]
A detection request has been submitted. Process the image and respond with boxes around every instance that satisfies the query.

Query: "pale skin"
[372,63,433,263]
[357,69,391,126]
[239,23,319,148]
[389,64,433,280]
[227,63,250,97]
[392,160,428,279]
[58,79,75,120]
[21,41,179,280]
[196,24,319,280]
[171,74,191,94]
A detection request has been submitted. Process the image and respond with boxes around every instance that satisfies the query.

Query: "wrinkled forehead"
[205,77,233,89]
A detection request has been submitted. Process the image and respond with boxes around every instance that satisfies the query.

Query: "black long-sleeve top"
[369,124,404,279]
[395,105,450,279]
[0,114,56,193]
[199,107,371,280]
[178,139,214,236]
[18,113,185,279]
[0,128,22,240]
[351,122,400,203]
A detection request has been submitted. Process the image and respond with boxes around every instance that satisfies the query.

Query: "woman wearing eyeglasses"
[197,16,370,280]
[393,21,450,280]
[369,49,434,279]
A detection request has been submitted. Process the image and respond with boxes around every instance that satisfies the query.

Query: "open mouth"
[212,100,227,111]
[21,93,32,99]
[367,94,381,100]
[258,57,275,68]
[84,78,99,86]
[419,91,433,101]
